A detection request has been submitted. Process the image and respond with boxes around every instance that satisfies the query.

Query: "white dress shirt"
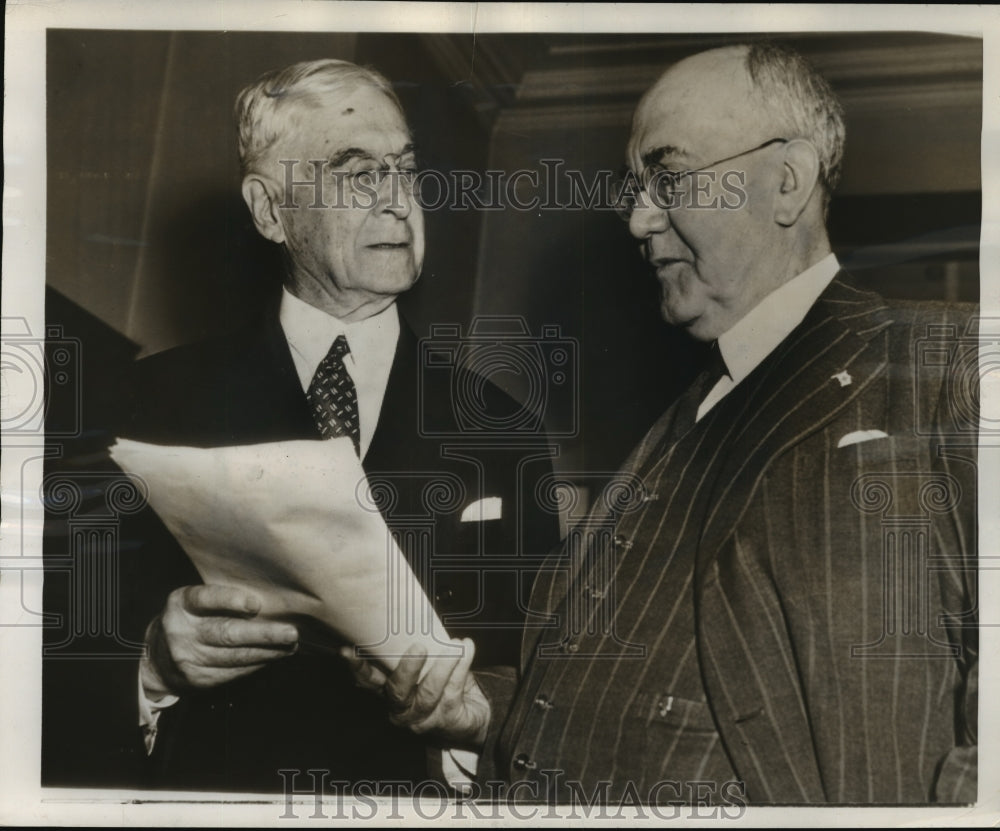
[280,288,400,458]
[139,289,401,752]
[696,253,840,422]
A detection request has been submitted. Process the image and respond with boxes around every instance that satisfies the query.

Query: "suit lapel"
[363,322,418,474]
[694,275,893,575]
[687,275,895,800]
[233,310,319,441]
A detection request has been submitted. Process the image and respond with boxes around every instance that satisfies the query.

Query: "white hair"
[235,58,402,175]
[744,42,846,201]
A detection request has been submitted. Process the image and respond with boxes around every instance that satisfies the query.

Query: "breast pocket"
[630,690,718,734]
[835,434,925,467]
[619,689,722,787]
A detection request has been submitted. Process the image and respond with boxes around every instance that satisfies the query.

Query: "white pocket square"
[837,429,890,448]
[460,497,503,522]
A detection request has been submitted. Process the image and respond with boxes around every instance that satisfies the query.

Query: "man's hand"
[341,638,491,751]
[142,585,299,697]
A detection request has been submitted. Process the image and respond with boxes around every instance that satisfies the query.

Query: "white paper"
[109,437,463,670]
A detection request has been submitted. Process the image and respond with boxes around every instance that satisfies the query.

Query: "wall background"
[46,30,982,473]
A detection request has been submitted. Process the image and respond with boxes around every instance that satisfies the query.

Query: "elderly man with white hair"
[121,58,558,792]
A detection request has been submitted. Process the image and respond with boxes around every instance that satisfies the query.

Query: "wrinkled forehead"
[275,83,411,159]
[627,50,761,170]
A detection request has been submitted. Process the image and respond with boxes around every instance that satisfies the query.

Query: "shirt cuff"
[138,658,179,755]
[441,747,479,793]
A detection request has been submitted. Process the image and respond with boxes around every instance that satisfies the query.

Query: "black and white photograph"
[2,2,997,825]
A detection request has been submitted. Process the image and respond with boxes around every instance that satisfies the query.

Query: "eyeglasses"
[612,137,788,221]
[332,151,420,194]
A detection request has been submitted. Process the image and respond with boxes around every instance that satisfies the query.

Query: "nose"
[627,189,670,240]
[375,170,415,219]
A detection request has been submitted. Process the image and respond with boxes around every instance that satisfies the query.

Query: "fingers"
[178,584,263,617]
[385,639,473,728]
[190,645,289,668]
[411,640,474,716]
[392,639,490,745]
[338,646,388,691]
[441,638,477,701]
[383,644,429,714]
[338,641,471,715]
[406,639,475,731]
[192,616,298,650]
[161,601,298,655]
[335,639,489,747]
[169,659,271,690]
[165,586,297,648]
[150,584,299,693]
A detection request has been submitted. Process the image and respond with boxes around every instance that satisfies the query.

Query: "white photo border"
[3,2,998,826]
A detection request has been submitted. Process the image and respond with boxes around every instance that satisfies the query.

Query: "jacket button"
[533,694,554,710]
[513,753,537,771]
[657,695,674,717]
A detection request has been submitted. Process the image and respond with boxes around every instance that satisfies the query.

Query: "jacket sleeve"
[470,665,520,784]
[927,307,978,804]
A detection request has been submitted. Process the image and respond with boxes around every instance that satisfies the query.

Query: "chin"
[685,322,718,343]
[661,305,717,342]
[371,269,419,295]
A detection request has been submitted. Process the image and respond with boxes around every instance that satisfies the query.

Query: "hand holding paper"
[141,584,299,695]
[111,437,463,681]
[340,639,491,751]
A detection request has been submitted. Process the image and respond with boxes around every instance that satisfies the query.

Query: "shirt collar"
[717,253,840,384]
[278,287,400,389]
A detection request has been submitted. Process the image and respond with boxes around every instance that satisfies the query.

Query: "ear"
[774,139,821,227]
[241,174,286,244]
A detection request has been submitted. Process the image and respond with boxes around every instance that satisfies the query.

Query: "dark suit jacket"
[46,304,559,793]
[485,275,977,804]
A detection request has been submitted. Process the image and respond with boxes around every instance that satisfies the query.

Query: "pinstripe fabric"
[489,275,977,805]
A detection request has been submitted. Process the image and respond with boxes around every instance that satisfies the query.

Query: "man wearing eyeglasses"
[110,59,558,792]
[355,42,977,805]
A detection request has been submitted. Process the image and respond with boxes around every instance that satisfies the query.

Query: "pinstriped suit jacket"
[486,275,977,804]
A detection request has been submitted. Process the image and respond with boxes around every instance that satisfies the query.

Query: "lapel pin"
[832,370,852,388]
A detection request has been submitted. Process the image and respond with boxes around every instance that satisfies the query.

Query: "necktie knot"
[693,340,730,413]
[704,341,730,389]
[663,341,731,441]
[307,334,361,454]
[329,334,351,360]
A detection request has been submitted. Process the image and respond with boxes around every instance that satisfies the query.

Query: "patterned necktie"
[307,334,361,455]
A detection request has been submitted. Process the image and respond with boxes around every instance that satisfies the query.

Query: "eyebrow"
[640,144,691,168]
[327,142,417,168]
[328,147,370,167]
